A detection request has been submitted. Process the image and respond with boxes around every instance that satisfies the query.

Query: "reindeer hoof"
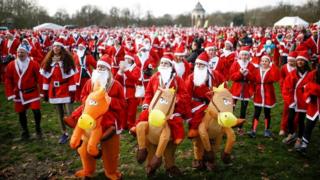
[221,152,232,164]
[192,160,205,170]
[166,166,182,177]
[203,150,214,163]
[149,156,162,171]
[136,148,148,164]
[205,162,216,172]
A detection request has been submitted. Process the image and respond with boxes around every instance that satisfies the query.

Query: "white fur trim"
[22,97,40,105]
[7,95,16,100]
[69,85,76,91]
[97,61,111,69]
[306,97,311,103]
[53,41,64,47]
[195,59,208,65]
[254,103,276,108]
[232,96,250,101]
[191,103,206,113]
[306,112,319,121]
[124,55,134,60]
[296,56,308,61]
[43,84,49,90]
[161,57,173,64]
[225,40,233,46]
[49,97,71,104]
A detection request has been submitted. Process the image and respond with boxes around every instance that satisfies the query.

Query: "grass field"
[0,83,320,180]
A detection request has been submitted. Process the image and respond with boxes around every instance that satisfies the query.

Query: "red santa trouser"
[280,102,289,132]
[75,77,90,102]
[14,100,41,113]
[136,109,185,141]
[189,105,207,130]
[122,98,139,130]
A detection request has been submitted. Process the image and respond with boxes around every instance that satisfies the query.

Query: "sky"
[36,0,308,17]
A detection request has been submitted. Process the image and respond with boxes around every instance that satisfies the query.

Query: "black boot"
[19,111,29,140]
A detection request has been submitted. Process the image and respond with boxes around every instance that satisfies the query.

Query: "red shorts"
[14,100,41,112]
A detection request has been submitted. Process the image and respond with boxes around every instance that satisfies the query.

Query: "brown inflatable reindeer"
[136,87,178,177]
[192,83,245,170]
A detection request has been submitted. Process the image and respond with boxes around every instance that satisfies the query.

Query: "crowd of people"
[1,25,320,178]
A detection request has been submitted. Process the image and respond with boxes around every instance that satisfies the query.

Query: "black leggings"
[253,106,271,129]
[18,109,41,133]
[233,99,248,128]
[302,118,318,144]
[287,108,305,137]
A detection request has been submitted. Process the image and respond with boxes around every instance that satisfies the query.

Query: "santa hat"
[261,54,271,62]
[174,45,187,56]
[287,51,298,61]
[97,55,112,69]
[195,52,210,65]
[124,52,135,61]
[296,51,310,61]
[144,35,151,43]
[224,38,234,47]
[53,38,65,47]
[160,54,174,65]
[205,42,217,51]
[17,43,30,53]
[239,46,251,55]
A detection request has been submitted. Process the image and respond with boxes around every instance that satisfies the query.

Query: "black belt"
[19,87,36,94]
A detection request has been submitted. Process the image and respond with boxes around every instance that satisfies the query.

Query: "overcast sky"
[36,0,308,17]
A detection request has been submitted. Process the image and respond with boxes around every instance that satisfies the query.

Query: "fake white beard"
[77,49,85,58]
[174,61,185,77]
[17,57,30,73]
[158,66,172,84]
[106,40,114,46]
[139,52,149,64]
[144,43,151,50]
[193,66,208,86]
[91,69,109,87]
[223,49,231,56]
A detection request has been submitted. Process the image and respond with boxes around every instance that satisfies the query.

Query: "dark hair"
[41,47,75,74]
[296,61,310,74]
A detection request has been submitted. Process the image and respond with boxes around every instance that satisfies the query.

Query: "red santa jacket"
[229,60,256,100]
[283,69,311,112]
[305,36,320,55]
[220,50,236,80]
[80,79,125,133]
[143,72,191,119]
[174,59,191,80]
[1,38,20,56]
[303,71,320,120]
[73,54,97,85]
[186,70,225,115]
[135,54,157,87]
[252,64,280,108]
[112,46,125,75]
[5,58,42,104]
[208,56,225,77]
[40,62,77,104]
[280,64,295,93]
[115,63,141,99]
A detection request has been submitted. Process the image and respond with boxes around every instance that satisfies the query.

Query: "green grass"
[0,83,320,179]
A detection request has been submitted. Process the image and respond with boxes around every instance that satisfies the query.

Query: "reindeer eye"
[88,99,98,106]
[159,97,168,104]
[223,98,231,105]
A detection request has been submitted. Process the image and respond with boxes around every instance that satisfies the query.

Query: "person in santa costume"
[133,54,191,176]
[279,51,297,136]
[205,42,225,77]
[247,54,280,138]
[115,52,141,130]
[111,36,125,76]
[135,53,191,141]
[5,44,42,140]
[296,60,320,154]
[40,39,77,144]
[229,46,256,135]
[73,42,96,102]
[220,38,236,81]
[173,45,191,79]
[282,51,312,149]
[186,52,225,138]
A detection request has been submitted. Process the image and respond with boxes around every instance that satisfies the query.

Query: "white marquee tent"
[33,23,64,31]
[274,16,309,27]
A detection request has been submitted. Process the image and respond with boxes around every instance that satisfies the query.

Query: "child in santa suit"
[220,39,236,81]
[282,51,312,149]
[186,52,225,138]
[229,46,256,135]
[115,52,141,130]
[5,44,43,140]
[247,54,280,138]
[296,62,320,154]
[279,51,297,136]
[73,42,96,102]
[40,39,77,144]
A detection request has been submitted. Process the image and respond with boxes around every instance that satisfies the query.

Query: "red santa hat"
[296,51,310,61]
[174,45,187,56]
[53,38,65,47]
[195,52,210,65]
[124,51,135,61]
[144,35,151,43]
[97,55,112,69]
[224,38,234,47]
[160,54,175,65]
[261,54,271,62]
[287,51,298,61]
[239,46,251,55]
[205,42,217,51]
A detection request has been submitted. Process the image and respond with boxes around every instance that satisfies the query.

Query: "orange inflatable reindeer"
[69,82,120,179]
